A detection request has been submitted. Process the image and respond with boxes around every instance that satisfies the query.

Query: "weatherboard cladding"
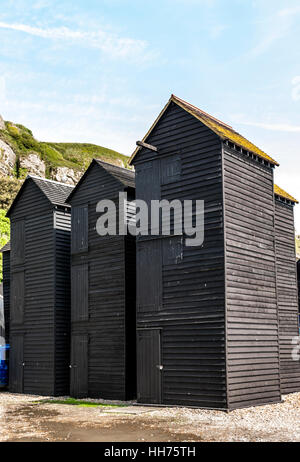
[297,261,300,313]
[67,160,136,400]
[2,248,10,344]
[133,101,227,408]
[8,177,72,396]
[275,199,300,394]
[223,146,281,409]
[132,98,298,409]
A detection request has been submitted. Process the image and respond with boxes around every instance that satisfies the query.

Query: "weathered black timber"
[132,101,227,409]
[130,94,286,410]
[275,198,300,393]
[223,147,281,409]
[7,176,73,396]
[298,260,300,312]
[1,242,10,345]
[66,159,136,400]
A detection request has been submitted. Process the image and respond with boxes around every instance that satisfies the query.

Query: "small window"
[72,206,88,254]
[161,155,181,185]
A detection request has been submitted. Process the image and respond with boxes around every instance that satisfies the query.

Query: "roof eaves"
[274,184,298,204]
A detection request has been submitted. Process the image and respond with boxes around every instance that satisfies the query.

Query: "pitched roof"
[0,241,10,252]
[274,184,298,204]
[94,160,135,188]
[7,175,74,217]
[130,94,279,166]
[66,159,135,202]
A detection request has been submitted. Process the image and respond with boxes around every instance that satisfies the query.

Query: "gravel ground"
[0,392,299,442]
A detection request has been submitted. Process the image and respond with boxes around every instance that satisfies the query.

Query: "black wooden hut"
[298,260,300,313]
[274,185,300,393]
[1,241,10,346]
[66,159,136,400]
[7,175,73,396]
[129,94,299,410]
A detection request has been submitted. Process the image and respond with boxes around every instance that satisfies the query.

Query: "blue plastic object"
[0,345,9,388]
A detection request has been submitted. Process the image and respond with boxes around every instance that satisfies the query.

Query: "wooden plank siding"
[298,260,300,313]
[223,147,281,409]
[133,101,227,408]
[8,178,72,396]
[275,199,300,393]
[67,161,136,400]
[2,250,10,345]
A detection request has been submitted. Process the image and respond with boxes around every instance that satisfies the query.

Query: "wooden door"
[70,335,88,398]
[9,335,24,393]
[137,329,162,404]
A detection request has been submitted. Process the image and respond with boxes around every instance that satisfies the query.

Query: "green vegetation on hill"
[0,119,130,282]
[0,210,10,281]
[46,142,130,171]
[0,121,129,178]
[0,176,22,210]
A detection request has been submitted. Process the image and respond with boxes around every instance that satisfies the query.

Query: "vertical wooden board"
[11,220,25,266]
[137,329,161,404]
[9,335,24,393]
[10,271,25,325]
[71,206,88,254]
[70,334,88,398]
[71,264,89,322]
[124,235,137,400]
[54,210,72,396]
[135,161,161,204]
[137,240,162,313]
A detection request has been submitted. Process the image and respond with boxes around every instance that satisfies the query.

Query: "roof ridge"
[94,159,134,175]
[130,94,279,166]
[27,174,74,188]
[171,94,233,129]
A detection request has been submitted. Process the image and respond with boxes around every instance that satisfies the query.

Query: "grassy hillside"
[0,119,130,282]
[0,121,129,177]
[46,142,130,171]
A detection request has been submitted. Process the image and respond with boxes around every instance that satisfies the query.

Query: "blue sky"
[0,0,300,229]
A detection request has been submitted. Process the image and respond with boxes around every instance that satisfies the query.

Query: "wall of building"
[134,102,227,408]
[275,199,300,394]
[223,147,281,409]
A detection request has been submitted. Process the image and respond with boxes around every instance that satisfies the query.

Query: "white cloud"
[278,6,300,17]
[292,76,300,102]
[236,119,300,133]
[0,21,152,61]
[249,5,300,57]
